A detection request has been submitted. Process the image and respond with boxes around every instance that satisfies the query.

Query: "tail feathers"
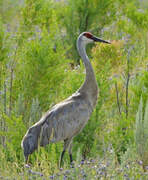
[21,125,41,159]
[21,121,53,160]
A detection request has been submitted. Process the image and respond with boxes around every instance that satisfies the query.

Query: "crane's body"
[21,32,110,166]
[42,93,93,143]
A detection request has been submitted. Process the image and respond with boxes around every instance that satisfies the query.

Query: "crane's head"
[79,32,111,45]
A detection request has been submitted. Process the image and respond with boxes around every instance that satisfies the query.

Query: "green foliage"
[0,0,20,24]
[135,97,148,170]
[22,0,55,30]
[29,98,42,126]
[0,18,5,62]
[0,113,26,162]
[125,2,148,29]
[131,71,148,111]
[14,27,68,109]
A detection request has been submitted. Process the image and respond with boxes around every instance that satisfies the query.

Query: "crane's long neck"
[77,39,98,107]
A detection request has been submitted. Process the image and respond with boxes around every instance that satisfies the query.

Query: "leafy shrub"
[0,113,26,162]
[135,97,148,171]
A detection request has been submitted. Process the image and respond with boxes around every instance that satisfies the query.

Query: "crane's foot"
[24,163,31,168]
[70,161,74,168]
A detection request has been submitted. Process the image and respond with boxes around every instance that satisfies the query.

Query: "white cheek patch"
[82,36,94,45]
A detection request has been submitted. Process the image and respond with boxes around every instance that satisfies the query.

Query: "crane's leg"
[59,138,72,167]
[68,141,74,167]
[24,154,31,168]
[25,155,28,164]
[59,150,65,167]
[24,151,29,164]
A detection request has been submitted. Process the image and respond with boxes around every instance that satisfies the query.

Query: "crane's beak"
[92,36,111,44]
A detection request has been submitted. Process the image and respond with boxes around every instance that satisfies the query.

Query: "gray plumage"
[21,32,110,166]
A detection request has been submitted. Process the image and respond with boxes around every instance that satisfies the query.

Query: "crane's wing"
[39,92,93,144]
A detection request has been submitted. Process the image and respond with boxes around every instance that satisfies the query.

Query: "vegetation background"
[0,0,148,179]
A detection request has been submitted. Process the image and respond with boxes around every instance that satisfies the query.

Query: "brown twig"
[125,48,132,119]
[115,82,121,115]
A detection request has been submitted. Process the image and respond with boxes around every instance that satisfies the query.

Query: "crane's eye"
[83,32,93,39]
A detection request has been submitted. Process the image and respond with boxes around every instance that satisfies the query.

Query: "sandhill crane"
[21,32,110,167]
